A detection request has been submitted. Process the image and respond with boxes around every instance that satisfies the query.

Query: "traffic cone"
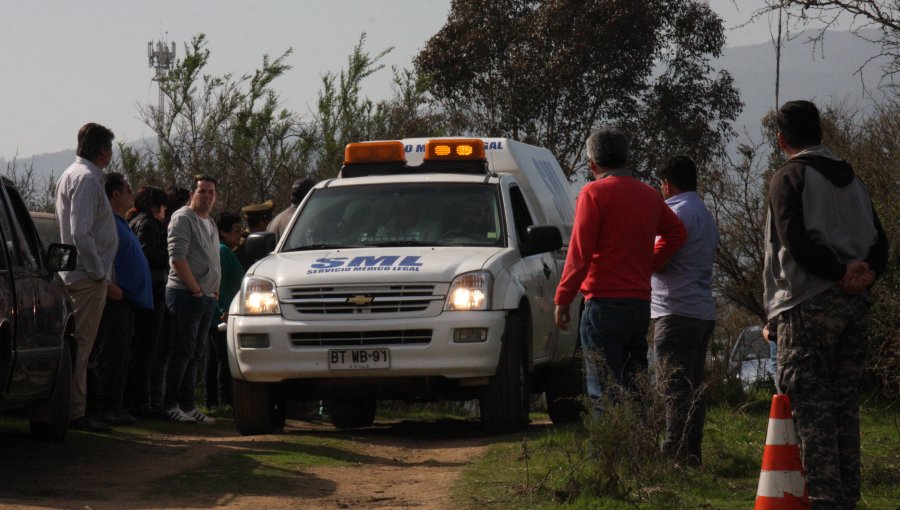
[754,394,810,509]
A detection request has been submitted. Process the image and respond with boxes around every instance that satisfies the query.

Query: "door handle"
[542,263,552,279]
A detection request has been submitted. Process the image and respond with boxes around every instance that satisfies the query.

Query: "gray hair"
[586,127,629,168]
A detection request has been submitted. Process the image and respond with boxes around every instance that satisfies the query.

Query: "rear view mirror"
[47,243,77,272]
[520,225,563,257]
[246,232,277,262]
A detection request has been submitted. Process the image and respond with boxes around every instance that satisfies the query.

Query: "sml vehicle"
[1,178,77,440]
[227,138,585,434]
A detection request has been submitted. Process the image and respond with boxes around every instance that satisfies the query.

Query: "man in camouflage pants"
[764,100,889,509]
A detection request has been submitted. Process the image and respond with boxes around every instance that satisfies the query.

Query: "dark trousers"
[579,298,651,415]
[164,288,217,411]
[653,314,715,466]
[205,326,232,408]
[92,299,136,415]
[125,290,166,412]
[777,287,868,510]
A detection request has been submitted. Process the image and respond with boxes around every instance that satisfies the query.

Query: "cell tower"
[147,38,176,127]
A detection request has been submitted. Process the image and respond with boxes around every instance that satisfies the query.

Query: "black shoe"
[70,416,112,433]
[102,412,137,426]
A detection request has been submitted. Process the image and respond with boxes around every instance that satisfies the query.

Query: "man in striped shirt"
[55,123,118,433]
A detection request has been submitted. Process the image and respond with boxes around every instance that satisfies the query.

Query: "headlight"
[241,276,281,315]
[445,271,492,311]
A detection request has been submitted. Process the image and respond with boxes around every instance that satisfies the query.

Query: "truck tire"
[232,378,283,435]
[545,346,586,424]
[480,316,529,434]
[327,398,376,429]
[30,340,72,441]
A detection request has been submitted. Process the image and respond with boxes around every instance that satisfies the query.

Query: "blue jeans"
[579,298,651,413]
[164,288,218,411]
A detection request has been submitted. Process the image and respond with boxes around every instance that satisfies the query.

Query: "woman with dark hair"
[205,211,245,409]
[124,185,170,418]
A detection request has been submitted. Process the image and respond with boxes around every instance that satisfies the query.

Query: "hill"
[718,29,890,137]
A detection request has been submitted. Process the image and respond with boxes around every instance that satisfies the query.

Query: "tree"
[139,34,314,214]
[754,0,899,87]
[133,34,447,214]
[416,0,742,179]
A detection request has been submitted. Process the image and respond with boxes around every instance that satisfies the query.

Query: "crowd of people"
[556,101,887,510]
[55,122,315,432]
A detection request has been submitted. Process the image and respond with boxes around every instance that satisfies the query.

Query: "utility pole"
[147,38,176,129]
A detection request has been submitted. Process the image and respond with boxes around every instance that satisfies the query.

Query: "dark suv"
[0,178,77,440]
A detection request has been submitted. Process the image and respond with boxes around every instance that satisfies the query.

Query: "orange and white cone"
[754,394,810,510]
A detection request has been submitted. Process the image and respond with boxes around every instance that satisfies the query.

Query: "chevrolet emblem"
[346,295,374,306]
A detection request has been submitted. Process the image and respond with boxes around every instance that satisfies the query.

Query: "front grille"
[290,329,433,347]
[284,284,440,315]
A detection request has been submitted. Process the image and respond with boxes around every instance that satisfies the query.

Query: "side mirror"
[47,243,77,272]
[520,225,562,257]
[245,231,277,262]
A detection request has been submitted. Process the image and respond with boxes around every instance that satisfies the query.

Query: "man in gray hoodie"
[765,100,888,510]
[164,174,222,424]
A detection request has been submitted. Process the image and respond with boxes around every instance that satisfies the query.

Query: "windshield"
[282,183,504,250]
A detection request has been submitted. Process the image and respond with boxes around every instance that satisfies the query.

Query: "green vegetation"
[453,402,900,509]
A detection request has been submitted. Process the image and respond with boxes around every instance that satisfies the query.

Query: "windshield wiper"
[282,244,362,252]
[371,240,447,247]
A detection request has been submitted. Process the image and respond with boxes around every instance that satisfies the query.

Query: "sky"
[0,0,821,159]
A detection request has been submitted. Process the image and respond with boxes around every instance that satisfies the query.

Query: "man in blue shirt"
[92,173,153,426]
[651,156,719,467]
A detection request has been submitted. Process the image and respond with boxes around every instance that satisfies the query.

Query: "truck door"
[0,185,50,397]
[507,185,557,363]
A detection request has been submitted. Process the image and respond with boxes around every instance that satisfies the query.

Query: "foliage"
[454,402,900,509]
[415,0,742,179]
[3,156,56,212]
[820,100,900,398]
[130,33,445,215]
[753,0,899,87]
[705,100,899,398]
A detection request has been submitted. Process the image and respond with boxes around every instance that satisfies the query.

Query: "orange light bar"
[424,139,486,161]
[344,141,406,165]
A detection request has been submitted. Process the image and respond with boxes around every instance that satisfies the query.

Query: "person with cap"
[242,199,274,233]
[236,199,274,269]
[268,178,316,241]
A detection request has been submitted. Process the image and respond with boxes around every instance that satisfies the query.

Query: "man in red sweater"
[555,127,686,414]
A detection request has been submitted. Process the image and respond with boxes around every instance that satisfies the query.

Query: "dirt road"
[0,416,498,509]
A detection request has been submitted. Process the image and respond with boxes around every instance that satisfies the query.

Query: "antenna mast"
[147,37,176,128]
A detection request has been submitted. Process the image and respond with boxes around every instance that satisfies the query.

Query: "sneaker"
[185,408,216,425]
[165,407,197,424]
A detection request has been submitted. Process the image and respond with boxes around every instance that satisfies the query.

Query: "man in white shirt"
[55,123,118,432]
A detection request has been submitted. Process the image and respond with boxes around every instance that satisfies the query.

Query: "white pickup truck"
[228,137,584,434]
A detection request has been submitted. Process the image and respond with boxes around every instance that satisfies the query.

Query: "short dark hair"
[776,100,822,149]
[134,185,168,215]
[586,127,629,168]
[165,185,190,218]
[76,123,115,161]
[658,155,697,192]
[103,172,127,199]
[190,174,218,192]
[290,178,317,205]
[216,211,242,234]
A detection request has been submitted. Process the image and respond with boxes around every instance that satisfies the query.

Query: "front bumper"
[227,311,507,383]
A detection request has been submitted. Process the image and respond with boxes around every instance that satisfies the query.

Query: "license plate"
[328,348,390,370]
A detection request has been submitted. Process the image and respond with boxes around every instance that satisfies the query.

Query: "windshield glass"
[282,183,504,250]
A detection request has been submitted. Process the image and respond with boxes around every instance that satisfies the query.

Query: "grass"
[453,397,900,509]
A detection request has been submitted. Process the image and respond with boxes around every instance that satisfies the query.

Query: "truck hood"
[251,246,506,287]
